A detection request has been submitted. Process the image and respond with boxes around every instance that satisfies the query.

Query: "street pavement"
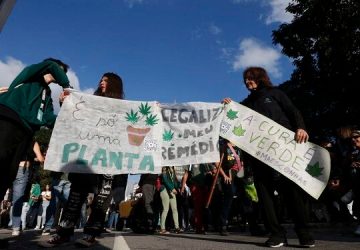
[0,223,360,249]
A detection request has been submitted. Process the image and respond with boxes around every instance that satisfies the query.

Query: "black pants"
[58,174,127,237]
[253,163,311,238]
[0,117,32,199]
[176,193,190,229]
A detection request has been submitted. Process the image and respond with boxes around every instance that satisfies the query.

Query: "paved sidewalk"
[0,223,359,249]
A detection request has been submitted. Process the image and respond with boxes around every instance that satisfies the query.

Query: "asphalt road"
[1,223,360,249]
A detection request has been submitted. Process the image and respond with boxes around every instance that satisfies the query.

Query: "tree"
[34,127,53,188]
[273,0,360,136]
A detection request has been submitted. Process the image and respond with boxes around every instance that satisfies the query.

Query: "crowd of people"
[0,59,359,249]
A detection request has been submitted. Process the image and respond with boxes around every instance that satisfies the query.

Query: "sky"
[0,0,295,113]
[0,0,294,191]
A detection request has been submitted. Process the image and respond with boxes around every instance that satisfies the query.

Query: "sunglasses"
[352,135,360,139]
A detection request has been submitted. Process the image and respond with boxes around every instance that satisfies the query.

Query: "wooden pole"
[205,152,224,208]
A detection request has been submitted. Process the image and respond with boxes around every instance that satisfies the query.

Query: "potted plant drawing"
[125,102,159,146]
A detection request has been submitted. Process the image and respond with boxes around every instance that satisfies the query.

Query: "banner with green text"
[219,101,331,199]
[44,92,223,175]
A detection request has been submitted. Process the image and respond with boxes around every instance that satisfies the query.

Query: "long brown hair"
[94,72,124,99]
[243,67,273,88]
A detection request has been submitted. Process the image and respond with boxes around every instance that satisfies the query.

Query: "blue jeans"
[11,166,31,230]
[43,178,71,230]
[107,211,119,229]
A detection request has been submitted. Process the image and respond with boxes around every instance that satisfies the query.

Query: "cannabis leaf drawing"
[227,109,238,120]
[163,129,174,141]
[233,124,246,136]
[145,114,159,126]
[125,110,139,124]
[139,102,152,116]
[306,162,323,177]
[125,102,158,127]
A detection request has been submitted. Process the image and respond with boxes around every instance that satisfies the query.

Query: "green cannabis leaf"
[145,114,159,126]
[138,102,152,116]
[233,124,246,136]
[125,110,139,124]
[306,162,323,177]
[163,129,174,141]
[227,109,238,120]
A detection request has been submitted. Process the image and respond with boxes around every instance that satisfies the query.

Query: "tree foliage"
[273,0,360,135]
[34,127,53,188]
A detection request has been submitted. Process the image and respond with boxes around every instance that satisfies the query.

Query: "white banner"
[160,102,223,166]
[44,92,223,174]
[220,101,331,199]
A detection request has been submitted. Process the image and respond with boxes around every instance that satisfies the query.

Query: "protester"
[35,184,52,230]
[41,172,71,235]
[223,66,314,248]
[317,136,353,224]
[0,189,11,228]
[182,164,214,234]
[11,140,45,236]
[347,128,360,235]
[39,72,127,248]
[211,139,248,236]
[106,202,119,231]
[138,173,159,232]
[174,165,190,231]
[159,166,181,234]
[27,183,41,228]
[0,58,71,201]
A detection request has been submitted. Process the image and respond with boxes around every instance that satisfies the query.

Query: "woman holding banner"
[223,66,314,248]
[40,72,128,248]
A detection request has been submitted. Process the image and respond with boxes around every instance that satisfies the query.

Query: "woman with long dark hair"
[40,72,128,248]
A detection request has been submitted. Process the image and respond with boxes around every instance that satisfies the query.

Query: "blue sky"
[0,0,294,192]
[0,0,294,111]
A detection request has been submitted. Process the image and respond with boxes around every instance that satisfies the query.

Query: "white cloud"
[0,57,81,114]
[231,0,293,24]
[124,0,144,8]
[0,57,26,86]
[232,38,282,78]
[265,0,293,24]
[209,23,222,35]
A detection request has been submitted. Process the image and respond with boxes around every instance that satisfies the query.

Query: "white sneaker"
[41,228,51,235]
[34,226,41,230]
[12,229,21,236]
[354,225,360,236]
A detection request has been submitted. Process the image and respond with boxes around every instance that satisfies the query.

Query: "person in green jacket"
[0,58,71,201]
[159,166,182,234]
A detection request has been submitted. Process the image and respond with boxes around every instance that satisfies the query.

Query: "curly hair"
[243,66,273,88]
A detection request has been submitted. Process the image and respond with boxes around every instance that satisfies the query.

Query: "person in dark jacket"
[223,66,314,248]
[0,58,70,201]
[138,173,159,232]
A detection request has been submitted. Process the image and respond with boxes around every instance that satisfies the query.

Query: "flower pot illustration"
[126,125,151,146]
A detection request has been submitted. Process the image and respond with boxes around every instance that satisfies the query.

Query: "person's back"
[0,59,70,131]
[0,58,70,204]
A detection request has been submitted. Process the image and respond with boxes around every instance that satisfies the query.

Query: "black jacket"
[242,87,306,131]
[241,87,307,181]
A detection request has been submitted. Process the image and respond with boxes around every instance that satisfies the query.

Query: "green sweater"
[0,60,70,130]
[28,183,41,207]
[160,167,179,192]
